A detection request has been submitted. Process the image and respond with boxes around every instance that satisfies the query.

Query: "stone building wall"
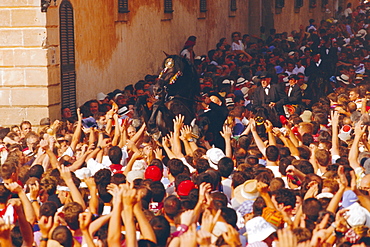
[0,0,60,127]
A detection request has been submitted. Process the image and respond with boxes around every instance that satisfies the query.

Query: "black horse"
[134,55,200,140]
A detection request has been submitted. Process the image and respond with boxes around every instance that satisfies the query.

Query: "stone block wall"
[0,0,59,127]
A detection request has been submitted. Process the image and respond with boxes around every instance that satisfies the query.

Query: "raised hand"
[180,210,196,226]
[354,120,366,137]
[60,165,72,182]
[222,224,242,247]
[264,120,273,132]
[4,182,22,194]
[122,184,138,208]
[29,180,40,201]
[277,228,297,247]
[38,215,53,238]
[180,125,193,141]
[153,147,164,160]
[220,125,232,140]
[79,211,92,231]
[201,209,221,233]
[173,115,185,133]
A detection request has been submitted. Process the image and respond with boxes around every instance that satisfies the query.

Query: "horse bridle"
[158,57,183,85]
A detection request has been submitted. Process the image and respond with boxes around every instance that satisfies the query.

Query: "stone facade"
[0,0,60,127]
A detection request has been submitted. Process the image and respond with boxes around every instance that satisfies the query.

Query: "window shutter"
[309,0,317,8]
[230,0,237,11]
[321,0,328,8]
[164,0,173,13]
[59,0,77,115]
[118,0,129,13]
[276,0,285,8]
[200,0,207,12]
[295,0,303,8]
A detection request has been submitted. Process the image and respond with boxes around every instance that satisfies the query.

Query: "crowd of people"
[2,3,370,247]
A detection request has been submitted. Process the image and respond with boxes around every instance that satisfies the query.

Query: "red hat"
[177,180,196,196]
[184,40,195,47]
[145,165,162,181]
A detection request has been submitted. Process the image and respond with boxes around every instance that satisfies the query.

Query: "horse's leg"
[133,96,151,129]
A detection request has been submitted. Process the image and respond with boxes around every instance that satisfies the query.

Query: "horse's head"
[153,55,199,100]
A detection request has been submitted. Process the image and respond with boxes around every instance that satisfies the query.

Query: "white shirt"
[344,7,352,17]
[231,40,245,51]
[86,157,111,175]
[293,65,305,75]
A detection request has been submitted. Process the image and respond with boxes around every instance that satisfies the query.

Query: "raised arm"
[133,196,157,243]
[180,125,194,156]
[162,136,176,159]
[264,120,276,146]
[173,115,185,158]
[59,165,86,209]
[122,184,138,247]
[130,122,146,144]
[70,108,82,152]
[79,212,95,247]
[9,199,33,247]
[118,118,130,148]
[85,177,99,215]
[107,185,123,247]
[273,128,300,157]
[5,182,36,225]
[111,114,121,146]
[331,111,340,157]
[124,151,142,175]
[29,181,41,220]
[220,125,233,158]
[250,119,266,156]
[40,139,59,170]
[349,121,366,170]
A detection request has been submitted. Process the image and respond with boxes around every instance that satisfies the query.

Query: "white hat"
[118,106,130,116]
[241,87,250,97]
[132,159,147,171]
[336,74,350,85]
[222,79,234,85]
[235,77,247,87]
[97,92,108,101]
[300,110,312,123]
[206,148,225,168]
[346,202,370,227]
[245,216,276,243]
[316,192,334,199]
[126,170,145,183]
[114,93,123,100]
[356,29,367,38]
[234,179,260,203]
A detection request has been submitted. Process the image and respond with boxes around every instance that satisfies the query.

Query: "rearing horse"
[134,55,200,139]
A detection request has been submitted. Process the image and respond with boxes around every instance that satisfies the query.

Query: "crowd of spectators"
[2,3,370,247]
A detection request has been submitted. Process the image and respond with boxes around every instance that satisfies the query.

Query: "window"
[118,0,129,13]
[60,0,77,116]
[295,0,303,8]
[230,0,237,11]
[309,0,316,8]
[164,0,173,13]
[276,0,285,8]
[200,0,207,12]
[321,0,328,8]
